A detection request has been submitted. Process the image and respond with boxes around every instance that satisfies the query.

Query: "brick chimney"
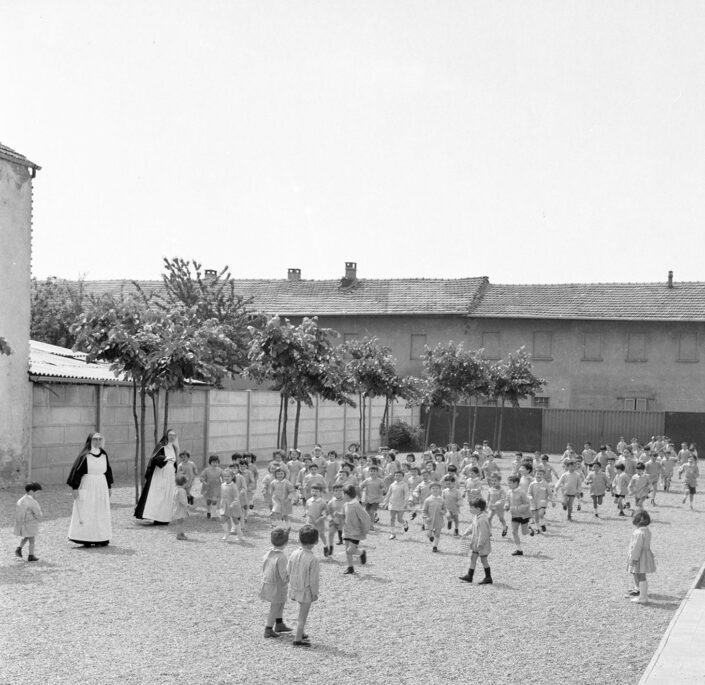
[204,268,217,281]
[287,268,301,281]
[667,270,673,289]
[345,262,357,281]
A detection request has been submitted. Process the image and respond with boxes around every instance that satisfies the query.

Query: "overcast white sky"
[3,1,705,284]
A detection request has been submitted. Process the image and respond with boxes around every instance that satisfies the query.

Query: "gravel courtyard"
[2,459,704,685]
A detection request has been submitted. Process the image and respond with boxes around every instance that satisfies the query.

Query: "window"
[678,332,698,362]
[410,334,427,360]
[624,398,649,411]
[626,333,647,362]
[532,396,550,408]
[481,332,500,359]
[583,333,602,361]
[532,331,553,360]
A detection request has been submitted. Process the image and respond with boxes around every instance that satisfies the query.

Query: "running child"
[555,461,582,521]
[383,470,410,540]
[14,482,42,561]
[287,525,320,646]
[459,497,492,584]
[422,482,447,552]
[612,463,630,516]
[527,467,554,532]
[261,526,291,638]
[219,469,243,541]
[326,483,346,555]
[409,470,433,526]
[506,474,531,556]
[644,452,662,505]
[200,455,223,519]
[342,485,370,575]
[442,476,463,536]
[359,465,386,531]
[487,473,508,537]
[679,455,699,509]
[626,510,656,604]
[584,462,609,518]
[305,484,328,556]
[628,462,651,514]
[270,468,296,525]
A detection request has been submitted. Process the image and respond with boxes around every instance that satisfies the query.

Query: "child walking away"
[584,462,609,518]
[200,455,223,519]
[287,525,320,646]
[177,451,198,505]
[173,474,191,540]
[342,485,371,575]
[626,511,656,604]
[556,461,582,521]
[506,475,531,556]
[679,455,699,509]
[422,482,447,552]
[15,482,43,561]
[459,497,492,584]
[326,484,346,556]
[261,527,291,638]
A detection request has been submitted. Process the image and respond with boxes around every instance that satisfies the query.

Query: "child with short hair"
[261,526,291,638]
[628,462,651,513]
[679,455,699,509]
[270,468,296,525]
[422,482,447,552]
[360,465,386,531]
[442,476,462,536]
[627,511,656,604]
[219,469,243,541]
[383,471,409,540]
[200,455,223,519]
[15,482,42,561]
[644,452,662,505]
[487,473,508,537]
[527,468,554,533]
[660,453,676,493]
[465,467,484,503]
[555,461,582,521]
[506,474,531,556]
[410,470,433,525]
[342,485,370,575]
[612,463,630,516]
[326,483,346,555]
[173,474,191,540]
[584,462,609,518]
[305,484,328,556]
[459,497,492,584]
[177,451,198,505]
[287,525,320,646]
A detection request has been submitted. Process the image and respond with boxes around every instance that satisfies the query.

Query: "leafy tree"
[0,336,11,355]
[246,316,354,450]
[30,277,86,347]
[343,338,416,453]
[488,347,546,451]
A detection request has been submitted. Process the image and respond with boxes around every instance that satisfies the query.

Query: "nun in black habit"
[134,428,178,524]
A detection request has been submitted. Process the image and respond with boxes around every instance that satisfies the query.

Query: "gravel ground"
[1,458,704,685]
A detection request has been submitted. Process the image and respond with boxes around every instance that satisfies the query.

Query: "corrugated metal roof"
[0,142,40,170]
[80,277,489,316]
[29,340,123,383]
[471,282,705,322]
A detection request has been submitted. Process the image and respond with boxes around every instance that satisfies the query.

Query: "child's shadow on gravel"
[71,545,136,556]
[0,561,65,585]
[356,574,392,584]
[297,642,360,659]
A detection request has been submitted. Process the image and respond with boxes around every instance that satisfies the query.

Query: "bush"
[384,421,423,452]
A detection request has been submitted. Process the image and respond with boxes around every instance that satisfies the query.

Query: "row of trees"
[33,259,545,501]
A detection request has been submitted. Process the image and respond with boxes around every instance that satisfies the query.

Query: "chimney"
[287,268,301,281]
[345,261,357,281]
[667,270,673,289]
[204,269,217,281]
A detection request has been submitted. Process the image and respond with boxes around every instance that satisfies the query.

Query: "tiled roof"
[29,341,124,383]
[0,142,40,169]
[79,277,489,316]
[471,282,705,322]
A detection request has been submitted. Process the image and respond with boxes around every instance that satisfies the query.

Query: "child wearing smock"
[584,463,610,518]
[173,474,191,540]
[219,470,243,541]
[261,527,292,638]
[487,474,508,537]
[679,456,699,509]
[421,482,447,552]
[200,456,223,519]
[270,468,296,524]
[459,497,492,584]
[287,525,320,646]
[627,511,656,603]
[15,482,42,562]
[305,484,328,555]
[442,476,463,536]
[628,463,651,513]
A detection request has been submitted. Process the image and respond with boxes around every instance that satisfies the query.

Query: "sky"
[3,1,705,285]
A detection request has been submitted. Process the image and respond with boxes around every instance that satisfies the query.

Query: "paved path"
[640,566,705,684]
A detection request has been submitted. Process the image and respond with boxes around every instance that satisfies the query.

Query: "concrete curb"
[638,559,705,684]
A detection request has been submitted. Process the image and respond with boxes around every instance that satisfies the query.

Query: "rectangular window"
[624,398,649,411]
[410,334,427,360]
[532,331,553,360]
[532,396,550,408]
[583,333,602,361]
[626,333,647,362]
[481,332,500,360]
[678,332,698,362]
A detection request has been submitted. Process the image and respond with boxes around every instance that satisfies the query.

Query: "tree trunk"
[151,391,159,445]
[497,397,505,453]
[162,389,169,436]
[381,399,389,444]
[293,399,301,449]
[492,401,499,452]
[280,393,288,451]
[276,394,284,450]
[359,393,364,450]
[424,405,432,449]
[471,396,479,449]
[140,384,147,482]
[132,380,140,504]
[450,402,457,444]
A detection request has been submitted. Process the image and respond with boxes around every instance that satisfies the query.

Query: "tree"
[343,338,416,453]
[0,336,11,355]
[488,347,546,452]
[30,277,87,348]
[246,316,354,450]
